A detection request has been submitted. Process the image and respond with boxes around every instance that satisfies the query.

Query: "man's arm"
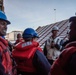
[33,50,51,75]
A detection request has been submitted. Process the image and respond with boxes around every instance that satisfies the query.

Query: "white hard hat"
[52,26,59,31]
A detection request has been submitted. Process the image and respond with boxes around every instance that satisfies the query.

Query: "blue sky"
[4,0,76,33]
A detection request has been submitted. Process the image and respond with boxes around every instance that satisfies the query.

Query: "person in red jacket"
[51,16,76,75]
[12,28,51,75]
[0,11,13,75]
[14,33,23,45]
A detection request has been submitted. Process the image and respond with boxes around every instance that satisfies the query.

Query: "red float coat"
[0,37,13,75]
[12,41,42,72]
[51,41,76,75]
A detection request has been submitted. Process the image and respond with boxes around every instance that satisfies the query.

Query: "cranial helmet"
[0,11,11,24]
[52,26,59,31]
[22,28,39,39]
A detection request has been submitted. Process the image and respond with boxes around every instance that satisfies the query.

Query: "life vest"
[51,41,76,75]
[12,41,42,72]
[0,37,13,75]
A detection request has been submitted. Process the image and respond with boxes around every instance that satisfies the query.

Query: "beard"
[69,36,76,42]
[0,30,7,36]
